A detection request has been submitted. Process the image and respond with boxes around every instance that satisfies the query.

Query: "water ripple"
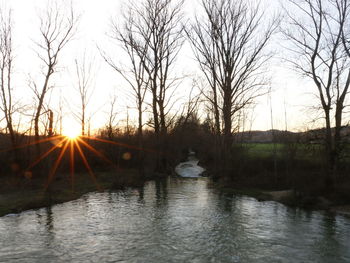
[0,177,350,262]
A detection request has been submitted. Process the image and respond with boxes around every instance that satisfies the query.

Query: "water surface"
[1,177,350,262]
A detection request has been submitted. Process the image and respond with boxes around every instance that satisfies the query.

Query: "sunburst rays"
[26,137,69,171]
[0,135,64,153]
[73,139,101,190]
[6,134,157,192]
[45,139,70,190]
[82,135,158,154]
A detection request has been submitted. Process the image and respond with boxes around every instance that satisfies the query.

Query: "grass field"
[237,143,324,160]
[234,142,350,167]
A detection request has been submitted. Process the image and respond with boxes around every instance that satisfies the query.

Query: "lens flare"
[122,152,132,160]
[64,127,80,139]
[15,130,158,192]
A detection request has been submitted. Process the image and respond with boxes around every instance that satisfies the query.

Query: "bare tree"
[105,0,184,172]
[58,88,64,135]
[0,8,16,149]
[106,94,118,140]
[114,0,185,137]
[177,80,202,125]
[103,8,150,144]
[74,54,95,136]
[146,0,185,136]
[32,2,77,145]
[283,0,350,176]
[186,0,277,174]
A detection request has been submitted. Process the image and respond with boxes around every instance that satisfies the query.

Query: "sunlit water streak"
[0,177,350,263]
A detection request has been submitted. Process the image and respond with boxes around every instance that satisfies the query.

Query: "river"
[0,177,350,262]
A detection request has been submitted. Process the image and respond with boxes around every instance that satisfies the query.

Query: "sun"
[63,127,81,139]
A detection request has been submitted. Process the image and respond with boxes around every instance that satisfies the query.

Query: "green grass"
[241,143,284,158]
[237,143,325,162]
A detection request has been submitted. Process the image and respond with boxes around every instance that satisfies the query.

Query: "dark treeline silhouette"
[0,0,350,210]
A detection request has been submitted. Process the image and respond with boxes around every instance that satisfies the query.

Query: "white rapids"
[175,155,206,178]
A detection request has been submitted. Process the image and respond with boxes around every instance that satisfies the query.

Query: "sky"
[0,0,326,135]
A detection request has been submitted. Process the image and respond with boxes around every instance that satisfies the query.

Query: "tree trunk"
[159,100,167,136]
[222,90,233,177]
[152,92,159,135]
[137,102,144,177]
[81,106,85,136]
[213,85,220,135]
[334,102,343,166]
[48,110,53,137]
[324,110,335,190]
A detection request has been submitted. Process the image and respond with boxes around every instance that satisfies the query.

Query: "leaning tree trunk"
[152,92,160,135]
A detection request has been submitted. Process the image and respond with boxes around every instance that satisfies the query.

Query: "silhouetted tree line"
[0,0,350,197]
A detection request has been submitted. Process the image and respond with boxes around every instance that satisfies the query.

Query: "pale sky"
[0,0,330,135]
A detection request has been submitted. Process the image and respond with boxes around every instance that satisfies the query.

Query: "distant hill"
[236,126,350,143]
[235,130,296,143]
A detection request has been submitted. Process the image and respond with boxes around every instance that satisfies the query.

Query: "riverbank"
[2,175,349,262]
[216,184,350,216]
[0,169,149,217]
[263,190,350,216]
[2,170,350,217]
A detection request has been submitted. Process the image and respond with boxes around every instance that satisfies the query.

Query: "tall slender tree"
[74,54,95,136]
[32,2,77,148]
[105,0,184,172]
[187,0,277,175]
[284,0,350,180]
[0,8,16,150]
